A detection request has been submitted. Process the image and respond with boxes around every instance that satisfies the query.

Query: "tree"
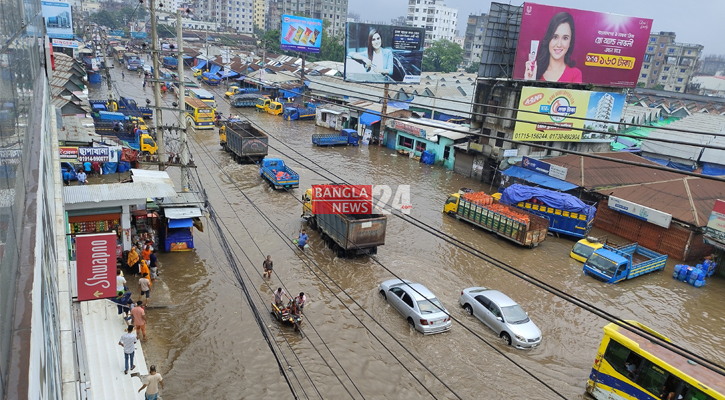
[260,30,282,54]
[422,39,463,73]
[636,82,645,88]
[91,10,119,30]
[652,84,664,90]
[465,63,478,74]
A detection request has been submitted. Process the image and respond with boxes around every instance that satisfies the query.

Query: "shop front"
[392,120,469,170]
[67,208,123,259]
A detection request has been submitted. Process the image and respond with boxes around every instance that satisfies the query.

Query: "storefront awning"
[168,218,194,228]
[360,112,380,126]
[164,207,202,219]
[501,165,578,192]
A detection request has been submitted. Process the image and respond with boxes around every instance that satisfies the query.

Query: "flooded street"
[93,66,725,399]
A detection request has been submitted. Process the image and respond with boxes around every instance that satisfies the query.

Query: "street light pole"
[149,0,165,168]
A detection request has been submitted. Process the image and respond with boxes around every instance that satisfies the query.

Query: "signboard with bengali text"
[522,156,568,180]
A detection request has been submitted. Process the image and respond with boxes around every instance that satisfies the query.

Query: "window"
[664,66,670,71]
[444,146,451,160]
[475,295,490,308]
[662,76,667,80]
[415,141,427,152]
[390,287,404,298]
[680,68,686,73]
[675,87,681,91]
[668,48,674,53]
[660,43,665,48]
[636,362,669,396]
[401,293,415,308]
[651,80,655,84]
[655,61,660,66]
[657,52,662,57]
[687,50,691,54]
[398,136,414,149]
[603,340,638,379]
[650,37,655,42]
[495,131,505,148]
[641,74,647,78]
[677,78,683,82]
[647,46,654,52]
[644,64,650,69]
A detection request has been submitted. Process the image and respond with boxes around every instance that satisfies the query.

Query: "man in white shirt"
[116,269,126,293]
[118,325,137,374]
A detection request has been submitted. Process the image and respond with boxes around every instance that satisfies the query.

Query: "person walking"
[141,244,152,263]
[138,365,164,400]
[143,78,146,89]
[130,300,147,341]
[148,249,158,280]
[116,268,127,293]
[76,169,87,185]
[295,292,307,313]
[118,325,137,374]
[297,230,308,250]
[122,71,125,79]
[127,248,141,274]
[138,272,151,306]
[274,287,289,308]
[263,255,273,279]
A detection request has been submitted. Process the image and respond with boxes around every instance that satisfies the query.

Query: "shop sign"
[78,146,110,162]
[76,233,116,301]
[60,146,78,159]
[522,156,568,180]
[608,196,672,229]
[503,149,518,158]
[705,199,725,242]
[394,121,426,138]
[51,38,78,48]
[469,142,483,152]
[0,149,21,165]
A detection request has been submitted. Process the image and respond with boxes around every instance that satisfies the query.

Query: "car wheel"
[463,304,473,315]
[379,290,386,300]
[501,332,512,346]
[407,317,415,328]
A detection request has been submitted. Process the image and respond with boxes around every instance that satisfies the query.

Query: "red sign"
[311,184,373,215]
[59,146,78,159]
[514,3,653,87]
[76,233,117,301]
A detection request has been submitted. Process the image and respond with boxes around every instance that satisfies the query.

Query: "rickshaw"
[271,300,303,335]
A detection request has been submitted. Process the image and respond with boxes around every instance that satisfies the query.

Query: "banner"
[75,233,117,301]
[513,87,625,141]
[608,196,672,229]
[280,15,323,53]
[51,38,78,48]
[522,156,567,180]
[514,3,652,87]
[78,146,110,162]
[705,200,725,242]
[42,1,73,39]
[344,22,424,84]
[59,146,78,159]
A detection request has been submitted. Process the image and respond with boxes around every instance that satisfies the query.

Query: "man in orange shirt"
[130,300,148,341]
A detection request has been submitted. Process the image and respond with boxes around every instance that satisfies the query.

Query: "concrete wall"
[393,130,455,170]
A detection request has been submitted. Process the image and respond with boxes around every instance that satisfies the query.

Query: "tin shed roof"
[63,182,177,205]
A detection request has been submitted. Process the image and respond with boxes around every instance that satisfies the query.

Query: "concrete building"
[691,76,725,98]
[253,0,266,31]
[697,55,725,76]
[212,0,255,33]
[267,0,348,37]
[406,0,458,47]
[463,13,486,67]
[592,93,615,131]
[638,31,703,93]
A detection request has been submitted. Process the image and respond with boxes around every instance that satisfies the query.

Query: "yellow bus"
[185,98,214,130]
[587,321,724,400]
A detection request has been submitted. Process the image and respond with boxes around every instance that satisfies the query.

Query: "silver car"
[379,279,452,335]
[458,287,541,349]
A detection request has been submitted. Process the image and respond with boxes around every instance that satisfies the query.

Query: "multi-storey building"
[463,13,486,67]
[267,0,348,38]
[593,93,614,131]
[253,0,266,31]
[211,0,255,33]
[638,31,703,93]
[406,0,458,47]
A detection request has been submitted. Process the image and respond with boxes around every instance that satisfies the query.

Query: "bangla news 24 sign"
[280,15,323,53]
[514,3,653,87]
[608,196,672,229]
[76,233,117,301]
[42,1,74,39]
[513,87,625,141]
[344,22,425,84]
[705,199,725,242]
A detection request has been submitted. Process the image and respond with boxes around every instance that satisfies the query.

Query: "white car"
[459,287,541,349]
[379,279,451,335]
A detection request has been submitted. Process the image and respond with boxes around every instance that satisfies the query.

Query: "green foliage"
[652,84,664,90]
[636,82,645,88]
[90,6,146,30]
[422,39,463,73]
[91,10,119,30]
[465,63,478,74]
[607,126,616,133]
[260,30,282,54]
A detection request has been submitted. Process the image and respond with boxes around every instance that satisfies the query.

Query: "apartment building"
[593,93,614,131]
[253,0,266,31]
[638,31,703,93]
[214,0,255,33]
[463,13,486,67]
[406,0,458,47]
[267,0,348,37]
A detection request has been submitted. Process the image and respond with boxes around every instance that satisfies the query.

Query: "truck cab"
[570,237,606,263]
[267,101,284,116]
[583,243,667,283]
[442,193,461,214]
[583,248,629,283]
[256,97,271,112]
[225,86,240,97]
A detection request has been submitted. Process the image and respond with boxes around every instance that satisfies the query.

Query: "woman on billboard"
[524,12,582,83]
[348,28,394,77]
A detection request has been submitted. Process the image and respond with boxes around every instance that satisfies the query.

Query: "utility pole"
[177,10,189,191]
[98,27,113,102]
[379,83,389,147]
[150,0,165,169]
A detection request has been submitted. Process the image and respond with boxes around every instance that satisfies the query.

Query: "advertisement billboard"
[42,1,74,39]
[608,196,672,229]
[344,22,425,84]
[75,233,117,302]
[514,3,652,87]
[705,200,725,242]
[513,87,625,141]
[280,15,323,53]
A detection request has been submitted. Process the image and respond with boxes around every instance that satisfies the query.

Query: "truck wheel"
[307,218,317,230]
[337,246,346,258]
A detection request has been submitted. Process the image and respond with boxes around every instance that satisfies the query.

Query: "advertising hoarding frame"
[280,14,323,53]
[513,2,653,88]
[344,22,425,84]
[42,0,74,39]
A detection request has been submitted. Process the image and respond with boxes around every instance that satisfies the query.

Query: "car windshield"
[501,305,529,324]
[417,298,444,314]
[572,242,597,259]
[586,253,619,277]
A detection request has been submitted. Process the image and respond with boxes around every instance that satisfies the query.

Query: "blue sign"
[42,1,73,39]
[131,32,147,39]
[110,30,125,37]
[280,14,322,53]
[521,156,568,180]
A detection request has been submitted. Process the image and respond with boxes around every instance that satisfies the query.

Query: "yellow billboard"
[513,87,625,142]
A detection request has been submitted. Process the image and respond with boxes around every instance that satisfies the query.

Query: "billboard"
[608,196,672,229]
[705,200,725,242]
[514,3,653,87]
[344,22,425,84]
[280,15,322,53]
[42,1,74,39]
[522,156,568,180]
[513,87,625,141]
[75,233,117,301]
[51,38,78,48]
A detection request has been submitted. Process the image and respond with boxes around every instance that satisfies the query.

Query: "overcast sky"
[350,0,725,55]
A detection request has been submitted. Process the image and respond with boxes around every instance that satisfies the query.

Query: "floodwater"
[91,65,725,399]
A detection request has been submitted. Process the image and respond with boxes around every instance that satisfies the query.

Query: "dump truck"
[583,243,667,283]
[89,97,153,119]
[443,191,549,248]
[267,101,284,116]
[256,97,272,112]
[220,120,269,164]
[230,93,263,108]
[302,187,387,257]
[162,56,178,69]
[225,86,259,98]
[312,129,360,146]
[259,158,299,189]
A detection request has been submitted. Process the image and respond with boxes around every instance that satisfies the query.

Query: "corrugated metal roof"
[164,207,202,219]
[131,169,174,186]
[641,114,725,164]
[63,182,177,205]
[157,191,205,208]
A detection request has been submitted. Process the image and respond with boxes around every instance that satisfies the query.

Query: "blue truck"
[89,97,153,119]
[201,72,221,86]
[312,129,359,146]
[162,56,178,69]
[230,94,263,108]
[583,243,668,283]
[497,184,596,238]
[259,158,299,190]
[283,105,317,121]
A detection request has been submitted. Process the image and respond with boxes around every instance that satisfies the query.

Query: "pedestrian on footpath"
[139,272,151,306]
[138,365,164,400]
[116,268,127,293]
[127,248,141,274]
[130,300,147,341]
[122,71,125,79]
[118,325,137,374]
[76,169,87,185]
[263,255,273,279]
[148,249,158,280]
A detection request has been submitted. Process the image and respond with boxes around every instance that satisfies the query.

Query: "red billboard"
[76,233,117,302]
[514,3,653,87]
[311,185,373,215]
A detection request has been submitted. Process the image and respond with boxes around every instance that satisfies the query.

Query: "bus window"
[635,361,669,398]
[682,385,712,400]
[604,340,643,379]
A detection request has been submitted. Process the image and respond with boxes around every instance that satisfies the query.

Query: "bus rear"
[185,98,214,130]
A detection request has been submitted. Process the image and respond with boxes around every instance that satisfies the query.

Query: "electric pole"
[177,9,189,191]
[149,0,165,169]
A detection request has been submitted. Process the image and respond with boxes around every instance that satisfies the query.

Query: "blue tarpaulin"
[642,156,695,171]
[218,70,239,78]
[280,88,302,98]
[387,101,410,109]
[360,111,381,126]
[500,165,578,192]
[195,60,206,70]
[500,184,596,220]
[168,218,194,228]
[703,163,725,176]
[209,64,222,74]
[103,162,118,174]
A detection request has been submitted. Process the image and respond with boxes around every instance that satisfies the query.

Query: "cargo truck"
[259,158,299,189]
[230,94,263,108]
[283,106,317,121]
[201,72,221,86]
[89,97,153,119]
[583,243,667,283]
[162,56,178,69]
[220,120,269,164]
[302,188,387,257]
[312,129,359,146]
[443,191,549,248]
